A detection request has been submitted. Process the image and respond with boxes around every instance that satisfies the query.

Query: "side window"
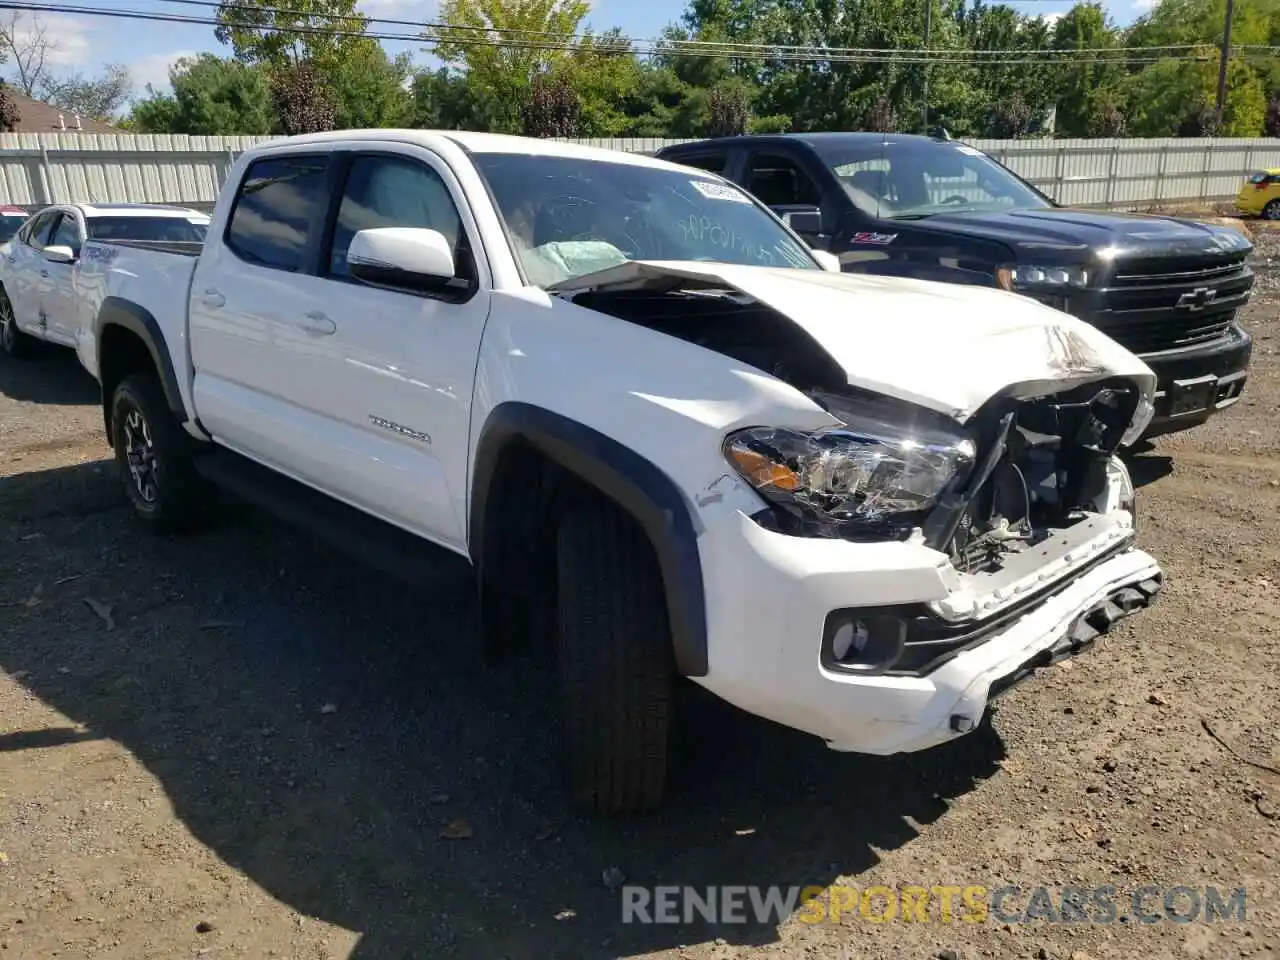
[50,214,82,254]
[670,152,727,175]
[25,211,59,248]
[225,154,329,272]
[327,154,465,281]
[745,153,822,208]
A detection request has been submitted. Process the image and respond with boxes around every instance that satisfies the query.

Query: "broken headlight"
[723,406,976,536]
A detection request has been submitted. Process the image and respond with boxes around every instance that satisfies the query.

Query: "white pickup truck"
[63,130,1162,813]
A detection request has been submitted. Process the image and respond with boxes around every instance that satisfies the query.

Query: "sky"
[8,0,1160,106]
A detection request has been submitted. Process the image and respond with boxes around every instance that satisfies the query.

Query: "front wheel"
[0,288,35,358]
[1263,200,1280,221]
[556,495,675,815]
[110,373,207,532]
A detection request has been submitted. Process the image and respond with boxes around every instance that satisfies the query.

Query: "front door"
[287,148,491,550]
[40,211,85,344]
[6,210,60,331]
[189,146,491,553]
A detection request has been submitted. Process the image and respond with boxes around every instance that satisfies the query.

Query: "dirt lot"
[2,245,1279,960]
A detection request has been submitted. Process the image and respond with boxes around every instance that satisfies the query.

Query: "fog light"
[823,614,906,675]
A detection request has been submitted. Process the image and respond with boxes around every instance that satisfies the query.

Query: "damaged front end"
[555,260,1160,678]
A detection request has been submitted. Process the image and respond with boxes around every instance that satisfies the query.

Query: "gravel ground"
[2,238,1279,960]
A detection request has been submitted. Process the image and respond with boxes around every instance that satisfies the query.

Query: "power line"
[151,0,1220,57]
[0,1,1271,65]
[153,0,1204,55]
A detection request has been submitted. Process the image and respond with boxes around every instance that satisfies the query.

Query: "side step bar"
[193,447,473,586]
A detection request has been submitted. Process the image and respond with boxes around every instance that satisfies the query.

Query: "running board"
[193,448,473,586]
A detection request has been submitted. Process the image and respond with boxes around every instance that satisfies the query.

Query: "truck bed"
[74,238,201,383]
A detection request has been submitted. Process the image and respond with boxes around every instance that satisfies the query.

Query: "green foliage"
[269,61,337,135]
[122,0,1280,141]
[215,0,367,70]
[0,80,19,132]
[126,54,274,135]
[522,72,582,137]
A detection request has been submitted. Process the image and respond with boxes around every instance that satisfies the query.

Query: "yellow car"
[1235,169,1280,219]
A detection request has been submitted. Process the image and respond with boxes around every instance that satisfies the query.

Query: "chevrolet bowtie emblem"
[1176,287,1217,312]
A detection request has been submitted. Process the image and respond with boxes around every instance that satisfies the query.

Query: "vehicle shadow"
[0,461,1006,959]
[0,349,100,405]
[1121,444,1175,488]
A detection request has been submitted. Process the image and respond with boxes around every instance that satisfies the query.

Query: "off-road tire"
[110,373,206,532]
[1264,200,1280,221]
[0,287,35,358]
[556,494,675,815]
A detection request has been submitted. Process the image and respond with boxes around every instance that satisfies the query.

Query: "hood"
[551,260,1157,423]
[902,207,1253,263]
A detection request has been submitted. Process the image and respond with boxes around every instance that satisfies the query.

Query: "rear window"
[225,155,329,272]
[1248,171,1270,184]
[87,217,207,242]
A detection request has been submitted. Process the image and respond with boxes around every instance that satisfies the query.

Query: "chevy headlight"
[996,264,1089,291]
[723,405,976,535]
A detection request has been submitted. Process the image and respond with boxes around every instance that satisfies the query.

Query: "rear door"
[188,151,334,468]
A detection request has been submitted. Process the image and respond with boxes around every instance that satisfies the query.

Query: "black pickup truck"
[655,133,1254,439]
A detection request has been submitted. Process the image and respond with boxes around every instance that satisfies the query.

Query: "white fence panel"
[3,132,1280,210]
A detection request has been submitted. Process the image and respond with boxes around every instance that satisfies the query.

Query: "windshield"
[471,152,819,287]
[810,138,1051,220]
[87,216,208,243]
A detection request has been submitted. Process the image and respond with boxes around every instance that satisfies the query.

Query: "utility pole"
[1215,0,1235,127]
[922,0,932,131]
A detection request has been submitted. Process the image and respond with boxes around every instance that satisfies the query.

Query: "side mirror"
[811,250,842,273]
[773,206,823,237]
[347,227,456,293]
[42,244,76,264]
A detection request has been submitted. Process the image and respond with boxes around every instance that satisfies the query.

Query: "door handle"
[5,255,14,264]
[297,311,336,336]
[199,287,225,308]
[39,268,48,278]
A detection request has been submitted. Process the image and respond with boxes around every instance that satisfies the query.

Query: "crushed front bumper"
[696,508,1161,757]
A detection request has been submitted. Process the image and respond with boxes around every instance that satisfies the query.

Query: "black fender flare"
[95,296,186,421]
[469,401,709,677]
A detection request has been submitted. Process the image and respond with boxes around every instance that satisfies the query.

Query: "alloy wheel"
[122,407,160,503]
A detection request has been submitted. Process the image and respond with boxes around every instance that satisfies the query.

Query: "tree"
[424,0,592,133]
[1050,4,1124,137]
[410,67,498,130]
[0,80,19,132]
[326,41,413,129]
[989,90,1033,137]
[126,55,274,136]
[522,72,582,137]
[706,81,749,136]
[0,11,53,96]
[40,63,132,120]
[864,94,898,133]
[1266,97,1280,136]
[1179,99,1222,136]
[216,0,367,69]
[269,61,337,135]
[0,12,133,119]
